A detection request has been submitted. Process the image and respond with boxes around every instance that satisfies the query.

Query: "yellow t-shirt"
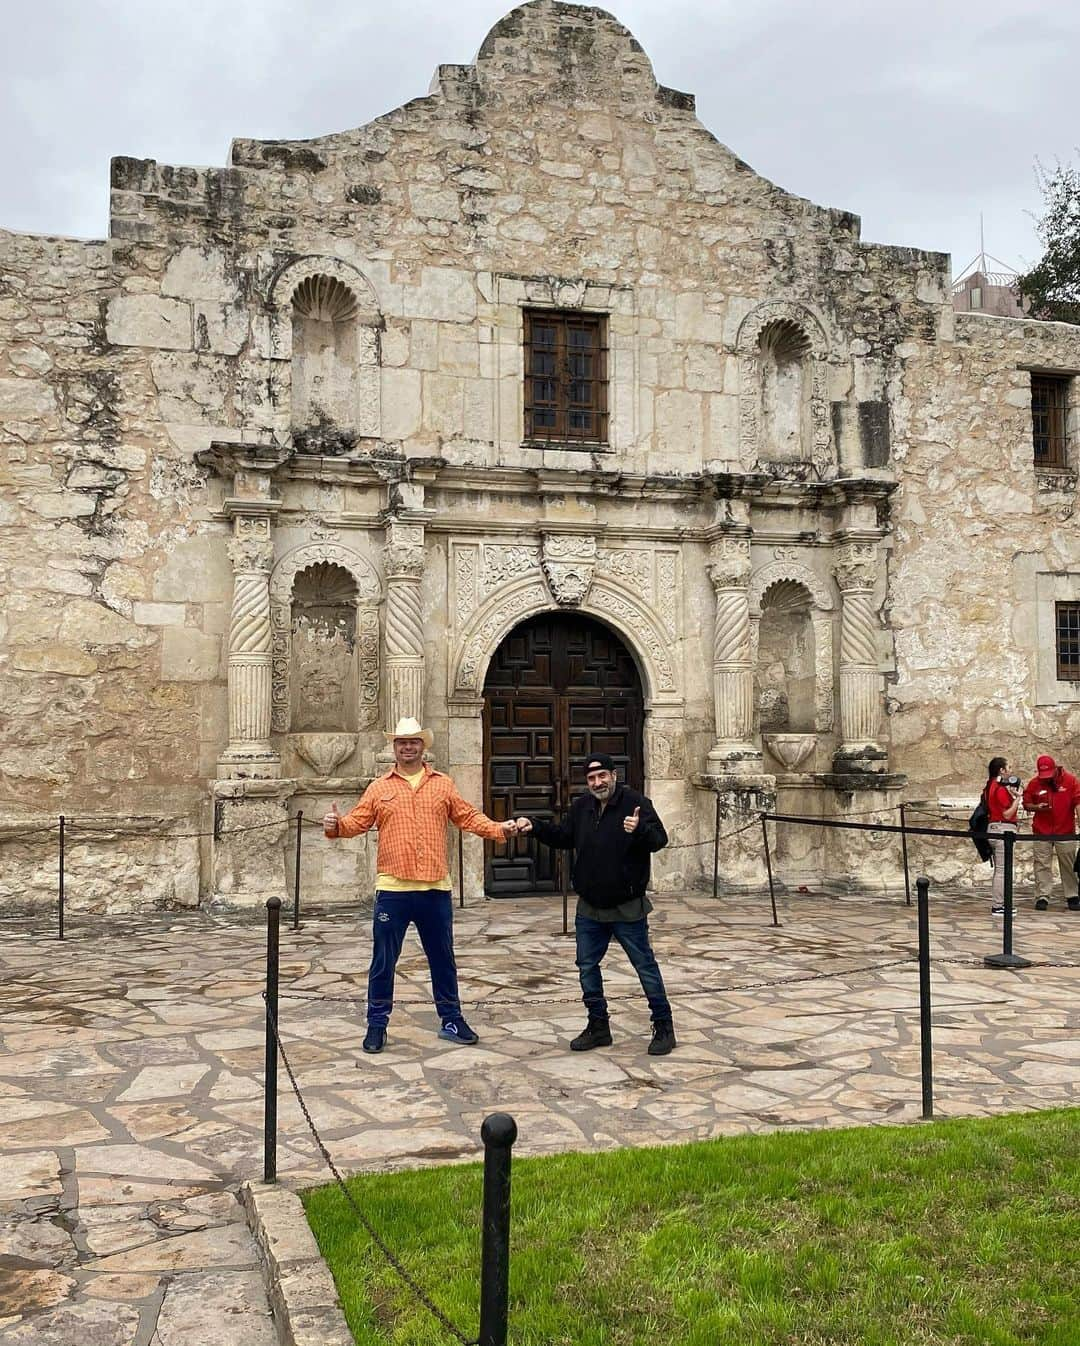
[375,767,452,892]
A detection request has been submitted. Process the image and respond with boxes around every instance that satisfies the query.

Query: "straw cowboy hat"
[384,716,434,749]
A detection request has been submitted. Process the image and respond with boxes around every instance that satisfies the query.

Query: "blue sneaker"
[438,1017,479,1045]
[362,1026,386,1054]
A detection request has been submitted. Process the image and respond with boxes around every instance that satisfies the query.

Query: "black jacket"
[529,784,668,908]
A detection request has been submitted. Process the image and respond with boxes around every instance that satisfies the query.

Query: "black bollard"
[293,812,303,931]
[712,793,721,900]
[264,897,281,1184]
[761,814,780,927]
[478,1112,518,1346]
[984,830,1032,969]
[916,876,933,1120]
[899,802,912,907]
[58,815,65,942]
[458,829,465,910]
[560,850,570,937]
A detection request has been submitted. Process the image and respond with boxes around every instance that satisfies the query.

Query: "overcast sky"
[3,0,1077,278]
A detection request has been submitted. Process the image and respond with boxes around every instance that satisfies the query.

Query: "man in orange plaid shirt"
[323,717,517,1055]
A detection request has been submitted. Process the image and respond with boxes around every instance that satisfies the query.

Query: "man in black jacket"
[514,753,675,1056]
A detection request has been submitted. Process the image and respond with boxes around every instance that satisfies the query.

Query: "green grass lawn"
[302,1109,1079,1346]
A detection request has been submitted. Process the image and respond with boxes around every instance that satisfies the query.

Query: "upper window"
[1057,602,1080,681]
[524,310,608,446]
[1031,374,1069,469]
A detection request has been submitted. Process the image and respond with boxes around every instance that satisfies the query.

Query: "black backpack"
[968,789,993,864]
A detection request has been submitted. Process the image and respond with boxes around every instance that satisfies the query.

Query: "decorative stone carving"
[655,552,678,636]
[221,522,277,777]
[541,533,597,607]
[450,577,677,702]
[483,543,541,590]
[588,583,676,693]
[706,534,757,768]
[832,542,883,755]
[381,520,427,749]
[266,255,381,358]
[708,536,752,590]
[598,548,651,591]
[268,543,382,735]
[292,732,359,776]
[454,543,481,626]
[736,300,832,477]
[763,732,817,772]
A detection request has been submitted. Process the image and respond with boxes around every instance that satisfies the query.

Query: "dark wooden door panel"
[483,614,644,897]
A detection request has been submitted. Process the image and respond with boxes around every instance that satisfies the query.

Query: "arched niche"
[269,544,382,735]
[737,300,833,478]
[748,561,834,734]
[266,256,382,446]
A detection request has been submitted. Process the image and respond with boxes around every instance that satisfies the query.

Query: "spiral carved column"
[706,536,759,770]
[834,543,882,756]
[381,522,427,755]
[219,527,279,777]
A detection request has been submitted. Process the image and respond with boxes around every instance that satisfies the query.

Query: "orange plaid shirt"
[336,765,505,882]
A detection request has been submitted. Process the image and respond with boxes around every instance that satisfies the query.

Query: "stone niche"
[760,320,812,463]
[290,562,359,733]
[269,544,382,779]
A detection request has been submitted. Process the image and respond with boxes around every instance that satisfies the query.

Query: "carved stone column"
[833,541,883,760]
[706,534,760,771]
[219,518,279,778]
[380,519,426,758]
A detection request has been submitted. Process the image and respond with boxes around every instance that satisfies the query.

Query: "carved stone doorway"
[482,613,644,897]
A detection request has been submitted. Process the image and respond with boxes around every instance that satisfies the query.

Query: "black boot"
[648,1018,676,1056]
[570,1017,612,1052]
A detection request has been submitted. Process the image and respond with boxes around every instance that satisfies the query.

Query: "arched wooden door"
[482,613,644,896]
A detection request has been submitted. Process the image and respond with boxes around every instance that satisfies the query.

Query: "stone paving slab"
[0,891,1076,1342]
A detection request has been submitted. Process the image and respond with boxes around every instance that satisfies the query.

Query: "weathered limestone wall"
[891,312,1080,789]
[9,0,1062,907]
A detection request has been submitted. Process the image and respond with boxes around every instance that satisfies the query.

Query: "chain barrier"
[664,815,762,851]
[263,995,479,1346]
[277,955,918,1011]
[0,824,60,841]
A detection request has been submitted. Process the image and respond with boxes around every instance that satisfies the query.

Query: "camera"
[1004,775,1021,788]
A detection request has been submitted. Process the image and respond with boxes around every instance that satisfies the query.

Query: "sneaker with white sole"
[991,904,1017,917]
[438,1017,479,1045]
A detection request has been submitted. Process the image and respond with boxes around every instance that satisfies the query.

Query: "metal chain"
[65,818,292,841]
[264,996,479,1346]
[278,955,918,1010]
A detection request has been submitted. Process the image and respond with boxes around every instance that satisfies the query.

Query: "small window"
[1057,602,1080,680]
[524,310,608,445]
[969,286,982,310]
[1031,374,1069,469]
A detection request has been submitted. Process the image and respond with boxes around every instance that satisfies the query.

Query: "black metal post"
[264,897,281,1184]
[561,850,569,936]
[916,876,933,1120]
[292,812,303,931]
[899,802,912,907]
[458,829,465,910]
[762,813,780,927]
[712,792,721,900]
[984,830,1032,969]
[58,815,65,941]
[478,1112,517,1346]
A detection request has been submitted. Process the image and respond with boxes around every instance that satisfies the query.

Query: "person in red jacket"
[1022,754,1080,912]
[983,756,1022,916]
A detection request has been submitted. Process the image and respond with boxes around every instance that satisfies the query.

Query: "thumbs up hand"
[623,806,641,834]
[323,801,341,838]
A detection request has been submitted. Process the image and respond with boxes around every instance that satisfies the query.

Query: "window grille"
[1031,374,1068,469]
[524,310,608,445]
[1057,603,1080,681]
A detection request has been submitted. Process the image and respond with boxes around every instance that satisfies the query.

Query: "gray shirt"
[576,894,653,923]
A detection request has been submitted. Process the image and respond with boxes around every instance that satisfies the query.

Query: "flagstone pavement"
[0,889,1077,1344]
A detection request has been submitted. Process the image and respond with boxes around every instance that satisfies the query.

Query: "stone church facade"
[3,1,1080,909]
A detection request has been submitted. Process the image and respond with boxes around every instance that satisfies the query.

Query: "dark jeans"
[367,890,460,1028]
[575,913,671,1023]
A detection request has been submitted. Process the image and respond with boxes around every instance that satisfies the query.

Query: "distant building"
[951,264,1028,318]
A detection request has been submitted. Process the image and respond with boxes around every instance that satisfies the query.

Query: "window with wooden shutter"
[524,310,608,445]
